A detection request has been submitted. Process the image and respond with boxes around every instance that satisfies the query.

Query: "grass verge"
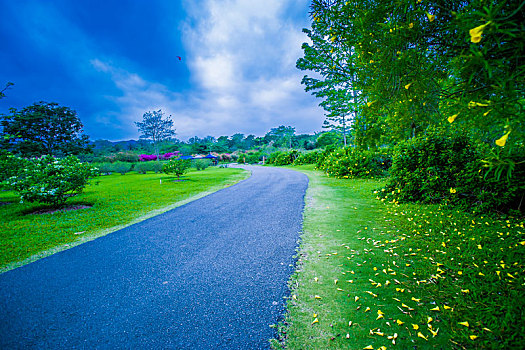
[0,167,249,272]
[275,165,524,350]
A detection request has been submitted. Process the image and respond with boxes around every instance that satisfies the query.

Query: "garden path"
[0,165,308,349]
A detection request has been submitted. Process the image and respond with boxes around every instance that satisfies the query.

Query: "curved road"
[0,166,308,349]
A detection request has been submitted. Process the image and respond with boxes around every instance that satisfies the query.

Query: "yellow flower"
[459,321,469,327]
[404,83,412,89]
[469,335,478,340]
[409,22,414,28]
[367,101,375,107]
[495,130,511,147]
[469,22,490,43]
[363,346,374,350]
[417,332,428,340]
[311,318,319,324]
[426,13,435,22]
[430,306,440,311]
[396,319,404,325]
[450,188,457,194]
[412,323,420,330]
[448,113,459,123]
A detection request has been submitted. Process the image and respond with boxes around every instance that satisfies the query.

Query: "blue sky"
[0,0,324,141]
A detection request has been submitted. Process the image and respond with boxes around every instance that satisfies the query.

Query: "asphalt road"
[0,165,308,349]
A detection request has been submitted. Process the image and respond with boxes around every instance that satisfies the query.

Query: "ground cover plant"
[275,166,524,350]
[0,167,248,271]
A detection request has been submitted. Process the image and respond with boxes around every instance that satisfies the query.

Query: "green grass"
[0,167,249,271]
[275,166,524,350]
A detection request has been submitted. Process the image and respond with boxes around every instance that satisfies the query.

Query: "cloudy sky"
[0,0,324,141]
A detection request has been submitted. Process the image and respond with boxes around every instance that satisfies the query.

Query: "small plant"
[163,159,191,180]
[7,155,98,207]
[194,159,211,170]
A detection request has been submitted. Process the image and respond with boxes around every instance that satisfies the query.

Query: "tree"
[0,101,92,157]
[266,126,296,148]
[135,110,176,160]
[162,158,191,180]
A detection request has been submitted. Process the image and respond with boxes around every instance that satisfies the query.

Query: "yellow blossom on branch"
[469,22,491,43]
[495,130,511,147]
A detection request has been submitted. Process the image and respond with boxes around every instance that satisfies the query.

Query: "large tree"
[135,109,176,159]
[0,101,91,157]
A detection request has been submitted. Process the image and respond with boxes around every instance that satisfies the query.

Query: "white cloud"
[89,0,324,140]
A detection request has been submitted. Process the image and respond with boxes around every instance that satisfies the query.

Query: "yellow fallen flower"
[363,346,373,350]
[448,113,459,123]
[417,332,428,340]
[495,130,511,147]
[469,335,478,340]
[396,319,404,325]
[312,318,319,325]
[412,324,419,330]
[430,306,440,311]
[405,83,412,90]
[426,13,435,22]
[469,22,490,43]
[459,321,469,327]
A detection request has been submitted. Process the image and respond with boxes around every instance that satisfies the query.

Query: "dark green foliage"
[133,161,165,174]
[382,129,525,213]
[0,102,92,157]
[7,155,98,207]
[163,159,191,180]
[316,147,389,178]
[267,150,300,166]
[293,151,321,165]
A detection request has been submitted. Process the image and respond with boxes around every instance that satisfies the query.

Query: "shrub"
[96,162,114,175]
[134,162,150,174]
[7,155,98,207]
[317,147,388,178]
[111,161,133,175]
[0,151,29,189]
[267,150,300,166]
[139,154,157,162]
[293,151,321,165]
[115,152,139,163]
[194,159,211,170]
[381,128,525,213]
[163,159,191,180]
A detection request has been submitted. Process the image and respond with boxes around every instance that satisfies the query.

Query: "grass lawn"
[0,167,249,272]
[275,165,524,350]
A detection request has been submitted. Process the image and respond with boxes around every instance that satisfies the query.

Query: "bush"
[96,162,114,175]
[163,159,191,180]
[0,151,29,189]
[194,159,211,170]
[134,162,150,174]
[7,155,98,206]
[316,147,388,178]
[293,151,321,165]
[115,152,139,163]
[111,161,133,175]
[267,150,300,166]
[381,128,525,213]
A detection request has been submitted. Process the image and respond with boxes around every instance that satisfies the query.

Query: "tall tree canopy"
[135,109,176,159]
[298,0,524,148]
[0,101,91,157]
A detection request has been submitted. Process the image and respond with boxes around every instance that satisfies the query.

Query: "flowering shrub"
[8,155,98,206]
[162,159,191,180]
[267,150,300,166]
[293,151,322,165]
[317,147,389,179]
[380,128,524,213]
[139,152,179,162]
[0,151,29,189]
[139,154,157,161]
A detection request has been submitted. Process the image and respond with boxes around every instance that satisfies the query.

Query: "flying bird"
[176,56,182,61]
